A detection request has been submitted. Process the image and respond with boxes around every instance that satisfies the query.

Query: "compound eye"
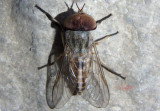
[64,13,97,31]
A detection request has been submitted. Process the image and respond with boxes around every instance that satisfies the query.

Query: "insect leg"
[92,57,125,80]
[94,31,119,44]
[96,14,112,25]
[38,53,64,70]
[100,61,126,80]
[35,5,63,30]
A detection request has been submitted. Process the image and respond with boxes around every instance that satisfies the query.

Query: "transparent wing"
[46,54,72,109]
[82,45,110,108]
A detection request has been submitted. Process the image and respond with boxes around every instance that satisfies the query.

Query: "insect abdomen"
[70,55,90,95]
[75,75,86,95]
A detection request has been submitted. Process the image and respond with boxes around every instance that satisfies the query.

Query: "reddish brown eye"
[64,13,97,31]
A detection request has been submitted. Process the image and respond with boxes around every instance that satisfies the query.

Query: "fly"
[35,2,126,109]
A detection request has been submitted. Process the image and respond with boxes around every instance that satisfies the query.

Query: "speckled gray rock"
[0,0,160,111]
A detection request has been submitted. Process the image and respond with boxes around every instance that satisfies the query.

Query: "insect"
[35,2,125,109]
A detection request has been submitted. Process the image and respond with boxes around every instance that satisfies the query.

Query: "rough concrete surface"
[0,0,160,111]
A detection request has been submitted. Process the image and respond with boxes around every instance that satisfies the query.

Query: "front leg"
[35,5,64,30]
[96,14,112,25]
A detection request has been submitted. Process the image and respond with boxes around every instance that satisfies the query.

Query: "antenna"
[80,3,85,12]
[76,3,80,11]
[76,3,85,13]
[65,2,74,10]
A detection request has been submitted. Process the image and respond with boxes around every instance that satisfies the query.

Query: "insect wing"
[82,45,110,108]
[46,55,72,109]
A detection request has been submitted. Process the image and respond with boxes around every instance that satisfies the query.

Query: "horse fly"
[35,3,125,109]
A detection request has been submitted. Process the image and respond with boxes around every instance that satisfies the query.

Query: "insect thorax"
[65,30,93,54]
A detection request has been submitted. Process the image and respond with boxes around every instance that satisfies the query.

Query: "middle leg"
[38,53,64,70]
[94,31,119,44]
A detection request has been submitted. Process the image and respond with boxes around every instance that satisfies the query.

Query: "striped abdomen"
[70,55,90,95]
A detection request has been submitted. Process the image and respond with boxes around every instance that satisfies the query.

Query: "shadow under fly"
[35,2,126,109]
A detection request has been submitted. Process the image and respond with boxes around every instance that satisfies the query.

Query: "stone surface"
[0,0,160,111]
